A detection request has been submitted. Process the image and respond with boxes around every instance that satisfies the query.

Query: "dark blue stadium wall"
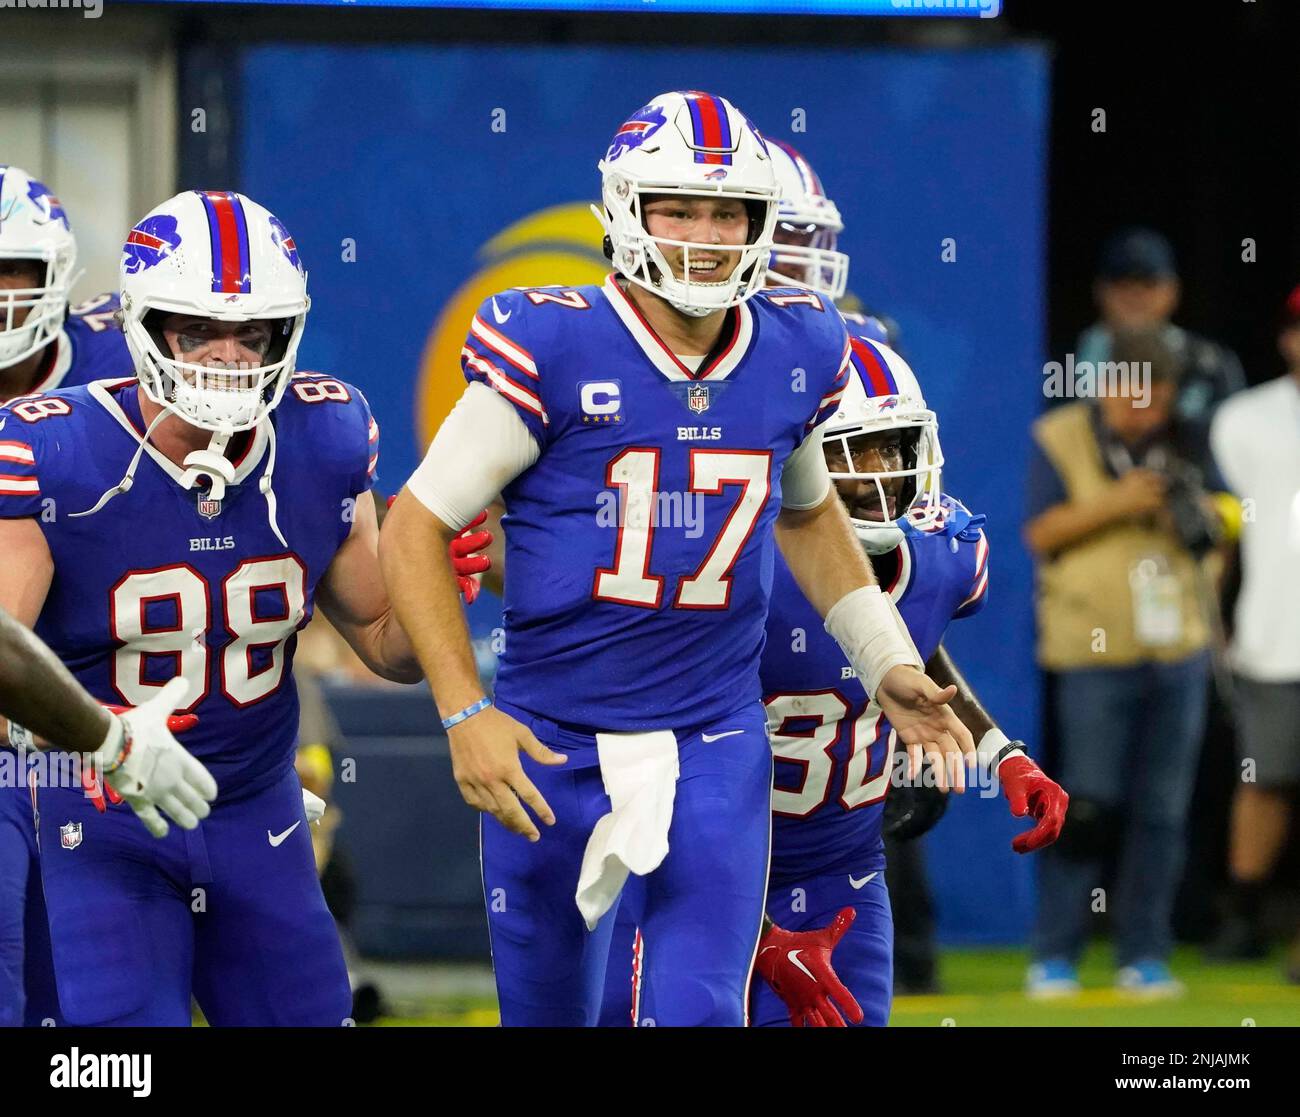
[234,42,1049,948]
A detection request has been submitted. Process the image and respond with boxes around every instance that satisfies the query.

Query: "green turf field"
[373,944,1300,1027]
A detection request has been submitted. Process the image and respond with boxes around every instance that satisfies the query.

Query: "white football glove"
[94,676,219,839]
[303,788,326,824]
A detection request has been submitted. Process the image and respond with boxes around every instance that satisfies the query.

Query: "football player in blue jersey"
[579,140,1067,1028]
[0,165,134,400]
[0,164,137,1028]
[382,89,974,1027]
[0,189,421,1026]
[749,342,1068,1028]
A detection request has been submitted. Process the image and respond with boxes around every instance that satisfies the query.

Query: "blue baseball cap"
[1097,228,1178,280]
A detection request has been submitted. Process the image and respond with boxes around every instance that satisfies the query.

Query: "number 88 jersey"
[0,372,377,799]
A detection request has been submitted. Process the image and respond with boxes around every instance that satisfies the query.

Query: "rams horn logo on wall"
[417,203,610,448]
[123,215,182,275]
[605,103,668,162]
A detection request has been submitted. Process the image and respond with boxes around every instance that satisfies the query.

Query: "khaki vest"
[1032,403,1210,670]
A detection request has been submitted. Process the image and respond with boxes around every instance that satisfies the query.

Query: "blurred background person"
[1206,286,1300,981]
[1024,329,1235,997]
[1074,228,1245,434]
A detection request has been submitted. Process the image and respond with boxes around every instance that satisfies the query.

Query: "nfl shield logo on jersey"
[688,384,710,414]
[60,822,82,851]
[198,496,222,519]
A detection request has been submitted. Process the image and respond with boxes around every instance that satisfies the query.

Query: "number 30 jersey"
[462,276,851,734]
[0,373,378,799]
[759,498,991,885]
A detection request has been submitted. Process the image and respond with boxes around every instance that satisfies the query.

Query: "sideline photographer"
[1022,329,1235,997]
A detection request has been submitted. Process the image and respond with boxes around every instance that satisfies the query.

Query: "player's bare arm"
[379,488,565,841]
[925,643,1068,851]
[0,600,113,752]
[315,491,423,683]
[0,516,214,834]
[775,486,976,790]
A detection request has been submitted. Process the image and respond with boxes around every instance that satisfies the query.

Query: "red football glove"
[83,704,200,813]
[999,754,1069,854]
[754,908,864,1027]
[449,511,493,606]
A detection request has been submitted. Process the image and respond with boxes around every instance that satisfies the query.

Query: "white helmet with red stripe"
[822,334,944,554]
[595,90,779,317]
[767,140,849,301]
[0,166,78,369]
[118,190,309,433]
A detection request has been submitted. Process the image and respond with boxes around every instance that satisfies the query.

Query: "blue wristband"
[441,697,492,731]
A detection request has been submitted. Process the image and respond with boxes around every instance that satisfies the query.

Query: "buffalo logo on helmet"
[606,103,669,162]
[704,168,728,181]
[268,214,303,274]
[25,179,70,230]
[878,396,899,411]
[122,214,183,275]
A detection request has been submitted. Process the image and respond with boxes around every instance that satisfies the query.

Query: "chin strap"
[179,431,235,501]
[257,420,287,548]
[70,407,173,520]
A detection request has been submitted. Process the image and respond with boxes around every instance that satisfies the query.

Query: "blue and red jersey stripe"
[196,190,252,295]
[683,91,734,165]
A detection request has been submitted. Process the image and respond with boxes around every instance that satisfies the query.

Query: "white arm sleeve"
[780,426,833,510]
[405,381,540,531]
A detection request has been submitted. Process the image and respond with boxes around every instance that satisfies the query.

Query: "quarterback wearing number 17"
[381,90,973,1026]
[0,190,420,1026]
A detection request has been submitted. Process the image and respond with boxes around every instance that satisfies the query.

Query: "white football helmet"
[767,139,849,301]
[119,190,309,433]
[595,90,779,317]
[822,334,944,554]
[0,166,77,368]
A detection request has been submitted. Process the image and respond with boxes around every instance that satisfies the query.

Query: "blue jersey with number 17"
[462,276,850,735]
[0,372,378,799]
[760,496,991,885]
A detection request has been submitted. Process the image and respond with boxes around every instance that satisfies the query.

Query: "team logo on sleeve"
[122,215,182,274]
[268,214,303,274]
[606,104,668,162]
[579,380,623,424]
[59,822,83,851]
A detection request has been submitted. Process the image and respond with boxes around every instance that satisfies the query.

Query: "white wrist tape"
[976,727,1026,775]
[93,715,127,771]
[823,585,923,698]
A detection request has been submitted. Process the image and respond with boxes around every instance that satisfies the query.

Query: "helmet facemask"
[0,246,76,368]
[823,415,944,554]
[769,218,849,302]
[130,307,304,434]
[597,175,778,318]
